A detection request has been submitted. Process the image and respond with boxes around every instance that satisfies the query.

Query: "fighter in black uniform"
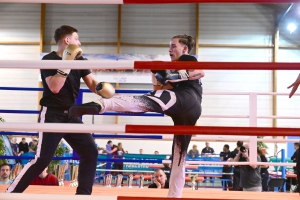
[69,34,205,198]
[6,25,108,195]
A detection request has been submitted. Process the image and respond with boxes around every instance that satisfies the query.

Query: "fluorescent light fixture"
[287,23,297,34]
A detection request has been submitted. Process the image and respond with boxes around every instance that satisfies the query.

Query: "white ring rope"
[0,60,135,70]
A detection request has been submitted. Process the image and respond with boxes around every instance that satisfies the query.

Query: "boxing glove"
[57,44,83,78]
[96,82,115,98]
[164,70,189,83]
[164,55,198,83]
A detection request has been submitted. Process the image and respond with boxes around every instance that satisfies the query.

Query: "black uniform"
[6,52,98,195]
[230,148,241,191]
[220,151,233,190]
[260,155,269,191]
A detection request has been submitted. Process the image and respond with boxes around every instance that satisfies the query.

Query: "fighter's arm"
[82,73,98,94]
[187,69,205,80]
[45,75,68,94]
[151,73,173,90]
[45,44,83,94]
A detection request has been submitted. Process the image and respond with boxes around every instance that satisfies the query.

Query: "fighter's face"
[66,32,81,46]
[169,38,186,61]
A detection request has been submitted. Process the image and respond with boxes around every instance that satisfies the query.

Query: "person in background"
[230,141,243,191]
[201,142,214,182]
[220,144,232,190]
[0,164,12,185]
[233,146,261,192]
[188,144,199,158]
[154,151,159,155]
[18,138,29,156]
[257,147,269,192]
[29,138,38,153]
[139,149,143,154]
[113,143,125,175]
[30,167,59,186]
[148,169,169,189]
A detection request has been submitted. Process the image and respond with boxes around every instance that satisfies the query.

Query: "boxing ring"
[1,0,300,200]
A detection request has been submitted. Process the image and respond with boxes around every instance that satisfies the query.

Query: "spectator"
[233,146,261,192]
[258,147,269,192]
[18,138,29,156]
[220,144,232,190]
[28,136,36,148]
[29,138,38,153]
[201,142,214,155]
[105,140,118,175]
[114,143,126,175]
[154,151,159,155]
[201,142,214,183]
[230,141,243,191]
[148,169,169,189]
[162,163,171,181]
[291,143,299,172]
[11,137,18,156]
[188,144,199,158]
[30,167,59,186]
[139,149,143,154]
[0,163,12,184]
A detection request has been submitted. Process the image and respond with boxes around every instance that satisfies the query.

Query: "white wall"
[2,3,300,157]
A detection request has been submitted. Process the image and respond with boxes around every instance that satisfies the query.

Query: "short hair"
[237,141,243,147]
[224,144,229,150]
[54,25,78,43]
[154,169,165,174]
[107,140,112,144]
[172,34,195,53]
[294,142,299,147]
[0,163,11,171]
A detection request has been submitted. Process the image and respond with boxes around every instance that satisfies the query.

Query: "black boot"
[69,102,102,117]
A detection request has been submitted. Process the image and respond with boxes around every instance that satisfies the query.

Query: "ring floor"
[0,185,300,200]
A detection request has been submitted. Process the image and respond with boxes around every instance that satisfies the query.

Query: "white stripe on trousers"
[6,107,47,193]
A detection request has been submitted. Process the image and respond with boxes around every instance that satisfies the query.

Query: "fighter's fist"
[96,82,115,98]
[62,44,82,60]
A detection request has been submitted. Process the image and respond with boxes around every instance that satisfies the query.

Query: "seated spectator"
[30,167,59,186]
[201,142,214,155]
[18,138,29,156]
[0,163,12,184]
[28,136,36,148]
[29,138,38,153]
[11,137,18,156]
[188,144,199,158]
[148,169,169,189]
[201,142,214,182]
[154,151,159,155]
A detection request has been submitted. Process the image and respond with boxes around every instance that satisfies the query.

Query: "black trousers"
[261,171,269,191]
[232,167,241,191]
[6,107,98,195]
[221,166,233,190]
